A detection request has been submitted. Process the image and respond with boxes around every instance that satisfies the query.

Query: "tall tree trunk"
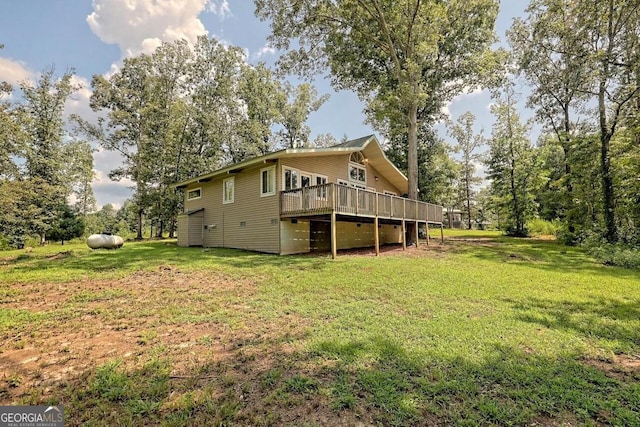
[599,78,617,243]
[406,101,419,244]
[509,154,521,235]
[466,172,472,229]
[505,92,522,236]
[599,0,617,243]
[168,217,176,238]
[137,209,143,240]
[562,105,575,233]
[407,103,419,201]
[157,219,164,238]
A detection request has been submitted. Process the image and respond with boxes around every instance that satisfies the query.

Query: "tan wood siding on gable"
[279,154,403,194]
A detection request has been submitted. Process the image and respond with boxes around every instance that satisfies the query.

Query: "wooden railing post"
[331,184,337,259]
[375,193,380,256]
[414,201,419,248]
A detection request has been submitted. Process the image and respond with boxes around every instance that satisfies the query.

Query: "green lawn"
[1,233,639,426]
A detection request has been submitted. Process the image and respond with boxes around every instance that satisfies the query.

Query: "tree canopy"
[255,0,501,200]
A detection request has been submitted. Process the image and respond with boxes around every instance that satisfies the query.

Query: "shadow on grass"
[453,237,640,279]
[12,331,639,426]
[505,296,640,353]
[1,241,331,281]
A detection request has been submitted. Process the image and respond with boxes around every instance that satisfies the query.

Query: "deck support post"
[374,217,380,256]
[331,210,337,259]
[402,219,406,251]
[426,222,430,246]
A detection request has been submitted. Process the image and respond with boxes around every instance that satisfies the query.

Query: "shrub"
[0,235,10,251]
[527,219,560,237]
[589,245,640,269]
[581,232,640,269]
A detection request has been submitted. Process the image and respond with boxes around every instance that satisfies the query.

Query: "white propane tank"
[86,234,124,249]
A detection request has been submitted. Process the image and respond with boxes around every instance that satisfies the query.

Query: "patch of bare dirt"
[1,266,367,425]
[582,354,640,381]
[0,268,263,401]
[335,240,451,258]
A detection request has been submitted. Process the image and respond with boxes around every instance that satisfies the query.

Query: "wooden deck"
[280,183,443,223]
[280,184,444,258]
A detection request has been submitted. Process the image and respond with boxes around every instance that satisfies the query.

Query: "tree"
[63,140,96,216]
[485,85,539,237]
[81,37,299,238]
[49,204,85,245]
[449,112,483,229]
[255,0,500,201]
[0,66,94,246]
[311,133,339,147]
[385,125,458,205]
[0,180,31,247]
[586,0,640,243]
[238,62,286,155]
[508,1,590,233]
[0,77,24,180]
[19,68,79,244]
[510,0,640,242]
[276,82,328,148]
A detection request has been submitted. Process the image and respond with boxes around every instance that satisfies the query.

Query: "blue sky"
[0,0,528,209]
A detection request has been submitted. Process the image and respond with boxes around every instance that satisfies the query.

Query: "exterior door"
[301,172,312,209]
[310,221,331,252]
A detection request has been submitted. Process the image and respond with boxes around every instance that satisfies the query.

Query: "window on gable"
[349,164,366,183]
[349,152,367,184]
[187,187,201,200]
[223,177,235,204]
[350,152,366,165]
[260,166,276,196]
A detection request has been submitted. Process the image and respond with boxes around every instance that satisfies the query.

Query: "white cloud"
[440,87,488,121]
[206,0,231,18]
[253,45,276,60]
[92,158,135,209]
[64,75,96,121]
[0,57,34,89]
[87,0,209,57]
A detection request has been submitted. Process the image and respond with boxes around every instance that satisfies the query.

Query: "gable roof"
[171,135,408,193]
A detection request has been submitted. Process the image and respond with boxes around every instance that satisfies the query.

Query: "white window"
[349,151,367,184]
[283,167,299,191]
[223,177,235,204]
[301,172,312,188]
[260,166,276,197]
[350,152,366,164]
[315,175,328,199]
[187,187,201,200]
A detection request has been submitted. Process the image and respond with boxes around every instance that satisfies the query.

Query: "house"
[444,208,463,229]
[172,135,444,257]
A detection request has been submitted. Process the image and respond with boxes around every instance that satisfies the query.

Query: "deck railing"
[280,183,444,223]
